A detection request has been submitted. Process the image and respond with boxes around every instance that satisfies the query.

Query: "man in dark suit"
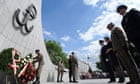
[104,37,125,83]
[69,55,72,82]
[99,40,116,83]
[107,22,140,84]
[116,5,140,54]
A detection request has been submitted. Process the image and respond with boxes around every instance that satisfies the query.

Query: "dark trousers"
[108,53,125,81]
[69,71,72,81]
[105,62,115,81]
[115,65,125,81]
[116,47,140,82]
[71,66,76,81]
[130,39,140,54]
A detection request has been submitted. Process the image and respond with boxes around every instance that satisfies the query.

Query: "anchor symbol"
[12,4,37,35]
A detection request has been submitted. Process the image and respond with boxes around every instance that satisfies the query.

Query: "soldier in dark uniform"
[99,40,115,83]
[69,55,72,82]
[104,37,125,83]
[116,5,140,54]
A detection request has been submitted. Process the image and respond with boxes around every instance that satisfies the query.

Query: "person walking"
[107,22,140,84]
[57,60,64,82]
[104,37,125,83]
[33,49,44,84]
[116,5,140,54]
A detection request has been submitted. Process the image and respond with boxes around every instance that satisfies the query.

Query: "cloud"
[61,36,71,42]
[43,31,52,36]
[43,30,57,39]
[78,28,95,41]
[82,41,99,54]
[61,43,66,48]
[83,0,102,7]
[81,40,100,69]
[43,30,53,37]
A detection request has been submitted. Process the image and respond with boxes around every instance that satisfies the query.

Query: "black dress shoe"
[126,81,135,84]
[118,80,125,83]
[60,80,64,82]
[118,78,125,83]
[69,80,72,82]
[73,81,78,83]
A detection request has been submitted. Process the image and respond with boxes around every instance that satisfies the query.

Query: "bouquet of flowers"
[18,55,36,83]
[7,48,36,83]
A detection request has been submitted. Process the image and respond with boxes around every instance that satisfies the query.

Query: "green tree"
[45,40,69,68]
[88,66,93,73]
[0,48,13,74]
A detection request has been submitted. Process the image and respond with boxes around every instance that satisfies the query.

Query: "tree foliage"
[45,40,69,68]
[88,66,93,73]
[0,48,13,74]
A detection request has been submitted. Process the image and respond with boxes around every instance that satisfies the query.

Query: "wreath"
[0,48,36,84]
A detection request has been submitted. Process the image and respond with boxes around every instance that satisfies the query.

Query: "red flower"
[21,78,26,83]
[28,76,32,80]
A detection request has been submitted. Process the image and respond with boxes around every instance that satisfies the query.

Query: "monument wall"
[0,0,56,83]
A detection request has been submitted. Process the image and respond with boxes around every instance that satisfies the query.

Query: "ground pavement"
[44,78,129,84]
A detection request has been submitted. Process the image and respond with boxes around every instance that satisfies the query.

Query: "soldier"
[116,5,140,54]
[33,49,44,84]
[57,60,64,82]
[107,22,140,84]
[104,37,125,83]
[99,40,116,83]
[69,55,73,82]
[71,52,78,83]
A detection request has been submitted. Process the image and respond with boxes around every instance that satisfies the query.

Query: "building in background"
[78,60,91,79]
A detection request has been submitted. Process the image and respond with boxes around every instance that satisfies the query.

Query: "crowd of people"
[33,5,140,84]
[99,5,140,84]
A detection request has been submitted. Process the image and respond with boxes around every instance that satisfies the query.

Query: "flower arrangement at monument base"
[0,48,36,84]
[19,62,36,83]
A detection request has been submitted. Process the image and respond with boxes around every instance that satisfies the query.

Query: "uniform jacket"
[121,9,140,42]
[33,53,44,66]
[58,61,64,71]
[101,45,109,63]
[106,41,119,67]
[111,27,126,52]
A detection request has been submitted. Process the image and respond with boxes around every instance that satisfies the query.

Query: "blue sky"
[42,0,140,70]
[42,0,99,50]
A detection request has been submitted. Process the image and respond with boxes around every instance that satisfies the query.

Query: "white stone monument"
[0,0,56,83]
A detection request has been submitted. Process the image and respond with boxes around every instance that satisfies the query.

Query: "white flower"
[27,55,30,58]
[24,58,27,62]
[29,59,33,62]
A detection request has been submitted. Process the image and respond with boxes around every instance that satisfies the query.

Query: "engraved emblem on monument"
[12,4,37,35]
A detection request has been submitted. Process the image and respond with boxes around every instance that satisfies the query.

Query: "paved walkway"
[45,78,129,84]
